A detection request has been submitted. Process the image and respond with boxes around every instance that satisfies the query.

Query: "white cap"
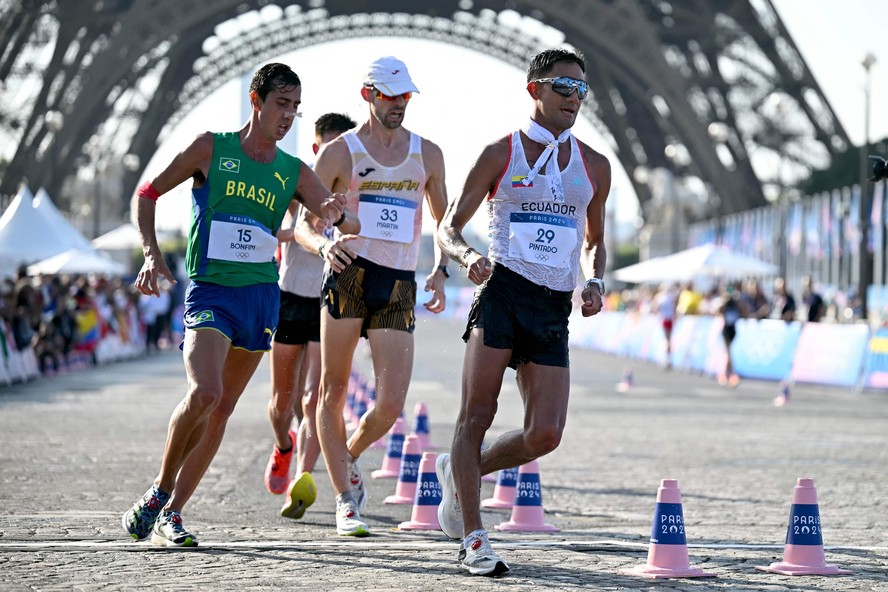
[364,56,420,96]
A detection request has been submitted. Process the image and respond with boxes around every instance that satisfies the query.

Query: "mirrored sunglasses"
[370,87,412,102]
[532,77,589,100]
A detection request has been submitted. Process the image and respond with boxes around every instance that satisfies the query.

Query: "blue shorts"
[183,280,280,352]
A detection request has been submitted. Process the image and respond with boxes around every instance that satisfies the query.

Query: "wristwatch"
[584,277,605,295]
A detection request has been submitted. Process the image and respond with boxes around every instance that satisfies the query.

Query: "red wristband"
[136,180,161,202]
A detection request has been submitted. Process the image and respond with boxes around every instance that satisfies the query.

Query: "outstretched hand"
[135,253,176,296]
[423,270,446,314]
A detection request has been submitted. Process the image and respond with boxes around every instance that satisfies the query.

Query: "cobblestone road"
[1,316,886,591]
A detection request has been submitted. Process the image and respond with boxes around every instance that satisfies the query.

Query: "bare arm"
[297,139,361,272]
[438,137,510,285]
[578,142,612,317]
[293,160,350,229]
[420,139,449,313]
[132,132,213,295]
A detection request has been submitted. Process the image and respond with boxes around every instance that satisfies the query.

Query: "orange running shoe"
[264,430,296,494]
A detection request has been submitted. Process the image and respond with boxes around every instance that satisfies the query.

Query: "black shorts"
[463,263,572,369]
[722,325,737,343]
[273,290,321,345]
[322,256,416,338]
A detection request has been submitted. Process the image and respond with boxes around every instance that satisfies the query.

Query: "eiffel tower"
[0,0,849,225]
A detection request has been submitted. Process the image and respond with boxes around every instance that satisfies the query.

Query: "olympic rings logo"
[535,254,549,262]
[382,231,393,238]
[236,252,249,260]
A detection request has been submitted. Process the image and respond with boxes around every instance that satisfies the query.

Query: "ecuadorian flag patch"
[219,158,240,173]
[511,175,532,188]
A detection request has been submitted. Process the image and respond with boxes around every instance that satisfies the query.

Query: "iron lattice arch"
[0,0,850,224]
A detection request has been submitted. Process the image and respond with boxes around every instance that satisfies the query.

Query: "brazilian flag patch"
[219,157,240,173]
[189,310,215,325]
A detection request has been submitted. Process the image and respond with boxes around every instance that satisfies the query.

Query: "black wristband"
[436,265,450,278]
[333,212,346,227]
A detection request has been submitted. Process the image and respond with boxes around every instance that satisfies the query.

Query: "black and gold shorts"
[322,256,416,338]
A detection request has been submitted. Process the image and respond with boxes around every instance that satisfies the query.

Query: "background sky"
[148,1,887,236]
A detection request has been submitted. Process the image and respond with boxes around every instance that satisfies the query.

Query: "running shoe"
[436,452,463,539]
[122,485,170,541]
[264,429,296,495]
[459,531,510,576]
[151,511,198,547]
[280,471,317,520]
[347,455,367,511]
[335,498,369,537]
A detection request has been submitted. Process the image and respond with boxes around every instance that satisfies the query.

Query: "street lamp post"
[859,52,877,322]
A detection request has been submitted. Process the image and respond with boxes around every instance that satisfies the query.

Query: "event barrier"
[1,318,145,387]
[568,310,887,392]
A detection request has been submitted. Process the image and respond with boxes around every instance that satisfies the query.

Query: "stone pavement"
[1,316,886,591]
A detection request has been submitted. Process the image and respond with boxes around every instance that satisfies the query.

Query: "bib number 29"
[536,228,555,243]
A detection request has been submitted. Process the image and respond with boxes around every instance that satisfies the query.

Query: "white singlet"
[278,205,332,297]
[340,130,427,271]
[487,131,595,292]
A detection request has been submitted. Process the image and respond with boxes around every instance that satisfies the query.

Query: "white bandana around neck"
[521,118,572,201]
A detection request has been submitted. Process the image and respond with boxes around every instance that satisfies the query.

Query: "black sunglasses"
[531,77,589,100]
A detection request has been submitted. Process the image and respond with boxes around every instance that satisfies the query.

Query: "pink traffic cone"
[616,367,633,393]
[384,435,422,505]
[398,452,441,530]
[756,478,852,576]
[481,466,519,509]
[343,371,358,425]
[774,381,790,407]
[412,402,431,451]
[494,460,558,532]
[348,386,368,432]
[372,417,406,478]
[621,479,716,578]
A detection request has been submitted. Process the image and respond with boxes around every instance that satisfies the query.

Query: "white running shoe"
[459,531,510,576]
[435,453,463,539]
[335,499,369,537]
[347,456,367,512]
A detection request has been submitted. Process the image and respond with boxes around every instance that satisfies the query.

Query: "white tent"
[33,187,92,251]
[0,184,93,277]
[613,243,779,284]
[27,247,127,276]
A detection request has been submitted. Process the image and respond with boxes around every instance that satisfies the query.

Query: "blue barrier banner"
[863,328,888,389]
[784,504,823,545]
[731,319,800,380]
[649,503,687,545]
[669,316,697,370]
[791,323,869,386]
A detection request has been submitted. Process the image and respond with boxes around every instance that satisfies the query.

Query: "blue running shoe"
[122,485,170,541]
[151,511,198,547]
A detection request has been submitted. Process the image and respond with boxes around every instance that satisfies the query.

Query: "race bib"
[358,194,417,243]
[508,212,576,268]
[207,214,278,263]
